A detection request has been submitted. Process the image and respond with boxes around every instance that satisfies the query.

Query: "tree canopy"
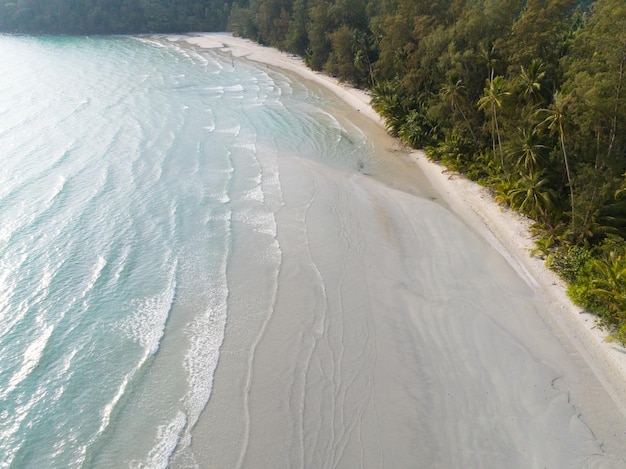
[0,0,234,33]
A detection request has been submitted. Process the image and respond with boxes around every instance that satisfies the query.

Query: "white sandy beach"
[168,33,626,467]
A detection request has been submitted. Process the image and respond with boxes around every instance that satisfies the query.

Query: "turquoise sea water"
[0,35,374,467]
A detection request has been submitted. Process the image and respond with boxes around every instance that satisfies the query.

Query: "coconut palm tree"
[477,75,510,169]
[507,126,547,175]
[516,59,547,106]
[371,80,408,136]
[439,74,476,142]
[539,91,575,234]
[508,171,557,220]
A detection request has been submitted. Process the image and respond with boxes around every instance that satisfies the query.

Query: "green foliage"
[617,173,626,200]
[305,0,334,70]
[547,244,592,282]
[370,80,412,136]
[531,232,557,258]
[500,0,575,87]
[325,25,358,80]
[426,132,484,177]
[0,0,233,33]
[508,172,558,219]
[506,125,548,175]
[397,107,439,149]
[438,73,477,142]
[515,59,549,106]
[567,238,626,343]
[228,5,257,38]
[477,75,511,168]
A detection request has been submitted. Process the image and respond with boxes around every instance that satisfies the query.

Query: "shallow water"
[0,34,379,467]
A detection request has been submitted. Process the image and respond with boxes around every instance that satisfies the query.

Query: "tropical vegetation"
[0,0,233,33]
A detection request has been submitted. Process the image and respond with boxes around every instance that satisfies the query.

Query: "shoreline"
[175,32,626,416]
[413,152,626,416]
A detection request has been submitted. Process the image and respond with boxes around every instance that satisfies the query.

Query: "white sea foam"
[242,185,264,202]
[82,255,107,299]
[201,55,223,70]
[124,259,177,355]
[112,244,131,283]
[224,84,244,92]
[210,191,230,204]
[88,255,176,458]
[276,78,293,96]
[2,325,53,399]
[190,50,210,66]
[92,260,179,458]
[98,368,133,435]
[207,208,232,223]
[132,411,187,469]
[205,85,225,94]
[134,37,169,49]
[183,286,229,430]
[180,213,231,446]
[260,175,282,212]
[247,209,278,237]
[233,142,256,152]
[216,124,241,136]
[47,174,67,205]
[50,348,78,403]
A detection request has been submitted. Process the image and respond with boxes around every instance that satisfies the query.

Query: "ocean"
[0,34,381,467]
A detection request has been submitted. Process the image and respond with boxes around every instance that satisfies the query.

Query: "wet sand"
[170,33,626,468]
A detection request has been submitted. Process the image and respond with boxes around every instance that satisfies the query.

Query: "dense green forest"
[0,0,233,33]
[1,0,625,343]
[229,0,626,342]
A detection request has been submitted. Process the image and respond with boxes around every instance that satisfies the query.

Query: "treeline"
[228,0,626,343]
[0,0,233,33]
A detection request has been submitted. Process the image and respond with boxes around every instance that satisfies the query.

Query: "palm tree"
[516,59,547,105]
[539,91,575,235]
[508,171,557,220]
[507,126,547,175]
[371,80,408,137]
[439,74,476,142]
[477,75,510,169]
[353,29,377,87]
[590,251,626,343]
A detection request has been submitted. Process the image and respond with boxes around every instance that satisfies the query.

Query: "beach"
[170,33,626,467]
